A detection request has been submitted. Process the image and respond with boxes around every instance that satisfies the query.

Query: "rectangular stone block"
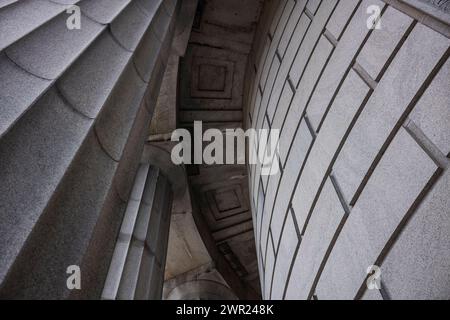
[307,0,385,130]
[409,59,450,157]
[316,128,438,299]
[269,0,289,37]
[289,0,337,85]
[382,168,450,300]
[285,178,346,300]
[271,80,294,129]
[257,56,281,129]
[271,118,312,247]
[290,34,334,122]
[278,0,306,57]
[292,70,369,231]
[325,0,359,40]
[357,6,413,80]
[334,24,450,204]
[271,210,299,299]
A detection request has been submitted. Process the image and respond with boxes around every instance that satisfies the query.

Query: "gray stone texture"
[57,30,132,118]
[260,0,294,91]
[325,0,359,40]
[0,88,92,285]
[0,0,180,299]
[286,178,346,300]
[317,129,437,299]
[95,62,146,161]
[80,0,130,24]
[409,59,450,157]
[6,12,104,80]
[361,289,383,300]
[0,0,68,50]
[292,70,369,231]
[356,7,413,80]
[271,211,299,300]
[264,234,275,299]
[334,24,450,204]
[277,1,306,58]
[271,119,312,248]
[289,0,337,86]
[265,8,310,124]
[0,53,51,137]
[0,132,121,299]
[110,1,152,51]
[287,33,333,133]
[306,0,385,130]
[246,0,450,301]
[382,168,450,300]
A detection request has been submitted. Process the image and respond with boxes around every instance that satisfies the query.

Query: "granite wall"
[245,0,450,300]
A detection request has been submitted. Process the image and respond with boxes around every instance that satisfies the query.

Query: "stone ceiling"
[177,0,265,297]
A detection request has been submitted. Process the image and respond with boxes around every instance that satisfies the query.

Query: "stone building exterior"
[0,0,449,300]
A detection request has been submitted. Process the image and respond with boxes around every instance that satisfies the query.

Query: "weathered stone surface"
[409,59,450,157]
[382,168,450,300]
[0,53,50,137]
[246,0,450,301]
[0,0,66,50]
[271,211,299,300]
[289,0,337,85]
[325,0,359,40]
[260,0,294,90]
[0,88,92,285]
[306,0,385,130]
[290,34,333,123]
[95,62,147,161]
[266,10,310,123]
[306,0,321,14]
[286,178,346,300]
[419,0,450,13]
[317,128,438,299]
[57,30,132,118]
[357,6,413,80]
[6,12,104,79]
[334,24,450,204]
[277,1,306,57]
[271,119,312,247]
[271,80,294,130]
[293,70,369,231]
[0,0,180,299]
[264,234,275,299]
[79,0,130,24]
[113,103,152,201]
[361,289,383,300]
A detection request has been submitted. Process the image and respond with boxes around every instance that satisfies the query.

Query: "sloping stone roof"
[0,0,178,298]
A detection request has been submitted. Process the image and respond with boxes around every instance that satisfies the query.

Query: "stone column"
[102,164,173,300]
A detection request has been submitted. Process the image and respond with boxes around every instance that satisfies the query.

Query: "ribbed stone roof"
[0,0,178,298]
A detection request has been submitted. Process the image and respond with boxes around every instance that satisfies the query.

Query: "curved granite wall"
[245,0,450,300]
[0,0,178,299]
